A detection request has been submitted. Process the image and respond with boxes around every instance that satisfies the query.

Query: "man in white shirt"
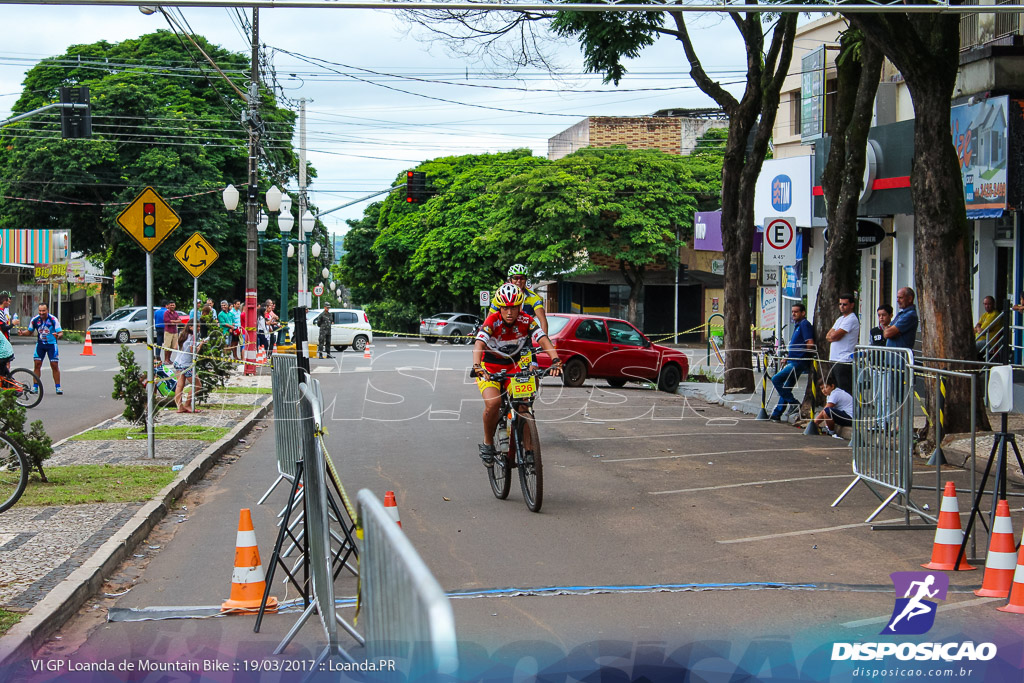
[826,293,859,392]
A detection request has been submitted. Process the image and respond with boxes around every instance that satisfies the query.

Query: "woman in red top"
[472,283,561,465]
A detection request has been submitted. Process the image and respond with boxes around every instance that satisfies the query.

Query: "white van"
[290,308,373,352]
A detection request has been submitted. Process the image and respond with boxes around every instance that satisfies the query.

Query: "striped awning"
[0,230,66,264]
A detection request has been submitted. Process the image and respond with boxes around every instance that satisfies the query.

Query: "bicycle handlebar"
[470,365,557,382]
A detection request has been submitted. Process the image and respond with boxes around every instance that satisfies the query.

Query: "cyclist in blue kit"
[21,303,63,394]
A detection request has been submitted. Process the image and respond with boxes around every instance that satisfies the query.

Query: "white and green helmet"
[507,263,528,278]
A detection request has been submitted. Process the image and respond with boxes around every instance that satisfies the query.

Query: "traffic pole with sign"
[174,233,219,411]
[479,289,490,318]
[763,216,797,267]
[116,187,181,460]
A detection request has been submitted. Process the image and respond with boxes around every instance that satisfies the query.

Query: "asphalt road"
[18,343,1024,681]
[9,338,127,442]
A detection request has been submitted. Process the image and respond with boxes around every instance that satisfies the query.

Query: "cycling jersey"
[488,286,544,318]
[475,311,546,367]
[28,314,61,345]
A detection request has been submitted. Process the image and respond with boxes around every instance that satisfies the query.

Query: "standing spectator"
[218,300,239,360]
[826,293,859,392]
[231,300,244,348]
[870,305,893,346]
[813,374,854,438]
[769,303,816,421]
[256,306,271,356]
[314,305,334,359]
[172,325,204,413]
[974,295,1003,358]
[884,287,919,350]
[21,303,63,395]
[265,299,281,346]
[162,301,180,363]
[154,300,167,361]
[0,291,14,340]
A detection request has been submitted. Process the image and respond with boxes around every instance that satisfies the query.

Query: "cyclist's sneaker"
[31,385,39,394]
[55,386,63,395]
[478,443,496,466]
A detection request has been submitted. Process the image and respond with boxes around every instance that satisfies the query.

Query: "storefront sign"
[952,95,1009,217]
[755,157,814,227]
[801,46,826,142]
[35,263,67,283]
[782,263,802,300]
[822,220,887,250]
[694,211,723,251]
[760,287,778,332]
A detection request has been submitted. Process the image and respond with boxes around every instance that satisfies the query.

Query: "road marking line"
[603,446,848,463]
[570,431,791,442]
[718,518,906,544]
[354,367,372,372]
[651,474,850,495]
[65,365,96,372]
[437,367,455,371]
[841,597,1000,629]
[105,367,120,371]
[311,366,333,374]
[387,344,397,348]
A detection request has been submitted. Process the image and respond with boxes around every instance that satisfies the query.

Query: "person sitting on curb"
[812,375,854,439]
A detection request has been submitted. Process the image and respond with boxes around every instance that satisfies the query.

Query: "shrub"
[111,345,149,424]
[0,391,53,481]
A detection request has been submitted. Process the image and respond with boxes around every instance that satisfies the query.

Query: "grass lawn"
[213,387,272,395]
[157,403,258,411]
[0,609,20,636]
[71,425,229,442]
[19,464,178,506]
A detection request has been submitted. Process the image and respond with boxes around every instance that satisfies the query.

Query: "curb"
[0,395,273,670]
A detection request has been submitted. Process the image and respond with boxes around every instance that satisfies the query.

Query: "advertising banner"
[755,157,814,227]
[951,95,1008,217]
[0,229,68,264]
[694,211,722,251]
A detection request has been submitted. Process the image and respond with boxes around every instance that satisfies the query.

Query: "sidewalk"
[0,366,274,668]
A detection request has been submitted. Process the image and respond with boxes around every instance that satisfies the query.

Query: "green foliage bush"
[364,300,420,335]
[0,391,53,481]
[63,331,84,343]
[111,345,149,424]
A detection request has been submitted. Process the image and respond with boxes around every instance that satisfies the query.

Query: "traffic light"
[406,171,427,204]
[59,86,92,139]
[143,202,156,238]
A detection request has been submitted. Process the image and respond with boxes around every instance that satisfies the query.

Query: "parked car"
[535,314,689,393]
[288,308,373,352]
[87,306,150,344]
[419,312,481,344]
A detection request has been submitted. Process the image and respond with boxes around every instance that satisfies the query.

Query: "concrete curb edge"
[0,395,273,670]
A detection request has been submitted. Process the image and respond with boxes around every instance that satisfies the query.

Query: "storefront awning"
[967,208,1004,219]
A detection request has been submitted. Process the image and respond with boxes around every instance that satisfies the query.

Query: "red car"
[535,314,689,393]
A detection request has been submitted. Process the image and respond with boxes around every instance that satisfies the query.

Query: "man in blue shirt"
[884,287,919,350]
[21,303,63,394]
[154,300,167,362]
[770,302,816,421]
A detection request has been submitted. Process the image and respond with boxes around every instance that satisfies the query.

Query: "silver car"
[419,312,481,344]
[88,306,150,344]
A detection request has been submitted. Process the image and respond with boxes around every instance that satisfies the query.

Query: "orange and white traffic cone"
[81,331,95,356]
[922,481,975,571]
[997,543,1024,613]
[255,346,266,365]
[221,508,277,613]
[976,499,1017,597]
[364,344,373,360]
[384,490,401,528]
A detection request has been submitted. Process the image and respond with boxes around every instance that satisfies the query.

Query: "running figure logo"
[882,572,949,635]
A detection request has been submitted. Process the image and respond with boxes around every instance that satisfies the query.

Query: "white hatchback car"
[290,308,373,352]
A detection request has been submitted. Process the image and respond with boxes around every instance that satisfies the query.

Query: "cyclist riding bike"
[488,264,548,334]
[474,283,561,466]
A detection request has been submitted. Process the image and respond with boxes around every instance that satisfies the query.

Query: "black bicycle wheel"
[487,419,511,500]
[7,369,42,408]
[0,434,29,513]
[517,412,543,512]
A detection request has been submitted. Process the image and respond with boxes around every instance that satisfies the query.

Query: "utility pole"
[298,98,309,310]
[243,8,260,375]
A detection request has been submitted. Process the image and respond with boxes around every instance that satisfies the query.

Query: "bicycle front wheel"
[517,412,543,512]
[0,434,29,513]
[487,419,511,500]
[8,369,42,408]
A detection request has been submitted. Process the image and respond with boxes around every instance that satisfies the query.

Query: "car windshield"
[546,316,570,336]
[102,309,135,322]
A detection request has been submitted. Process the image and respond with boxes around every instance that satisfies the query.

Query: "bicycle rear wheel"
[517,412,543,512]
[8,369,42,408]
[0,434,29,513]
[487,419,511,500]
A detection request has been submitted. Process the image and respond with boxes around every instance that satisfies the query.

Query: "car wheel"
[448,331,464,345]
[561,358,587,387]
[424,336,437,344]
[606,378,628,388]
[462,329,475,344]
[352,335,369,352]
[658,363,682,393]
[116,329,131,344]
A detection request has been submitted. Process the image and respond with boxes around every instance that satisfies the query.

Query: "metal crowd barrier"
[259,353,301,504]
[358,489,459,677]
[833,346,930,528]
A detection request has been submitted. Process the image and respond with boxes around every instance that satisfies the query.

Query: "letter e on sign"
[764,216,797,266]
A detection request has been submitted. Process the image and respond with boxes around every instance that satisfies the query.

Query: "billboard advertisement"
[951,95,1008,217]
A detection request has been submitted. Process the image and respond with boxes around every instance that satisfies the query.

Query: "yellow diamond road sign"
[115,187,181,253]
[175,232,219,278]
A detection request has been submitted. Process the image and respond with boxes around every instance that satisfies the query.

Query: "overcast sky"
[0,5,769,233]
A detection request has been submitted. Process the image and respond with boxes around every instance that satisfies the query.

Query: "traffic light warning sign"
[116,187,181,253]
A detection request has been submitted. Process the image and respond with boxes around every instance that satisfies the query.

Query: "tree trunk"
[850,13,990,434]
[620,261,644,325]
[813,35,883,350]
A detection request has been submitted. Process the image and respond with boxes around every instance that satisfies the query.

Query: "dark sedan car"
[535,314,689,393]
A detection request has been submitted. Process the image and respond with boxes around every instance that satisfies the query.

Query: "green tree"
[337,202,384,307]
[497,146,707,323]
[0,31,300,303]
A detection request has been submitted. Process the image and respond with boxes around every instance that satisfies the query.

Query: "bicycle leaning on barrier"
[471,364,555,513]
[0,428,29,513]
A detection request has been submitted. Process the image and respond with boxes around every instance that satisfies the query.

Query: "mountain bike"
[0,367,43,408]
[476,365,552,513]
[0,432,29,513]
